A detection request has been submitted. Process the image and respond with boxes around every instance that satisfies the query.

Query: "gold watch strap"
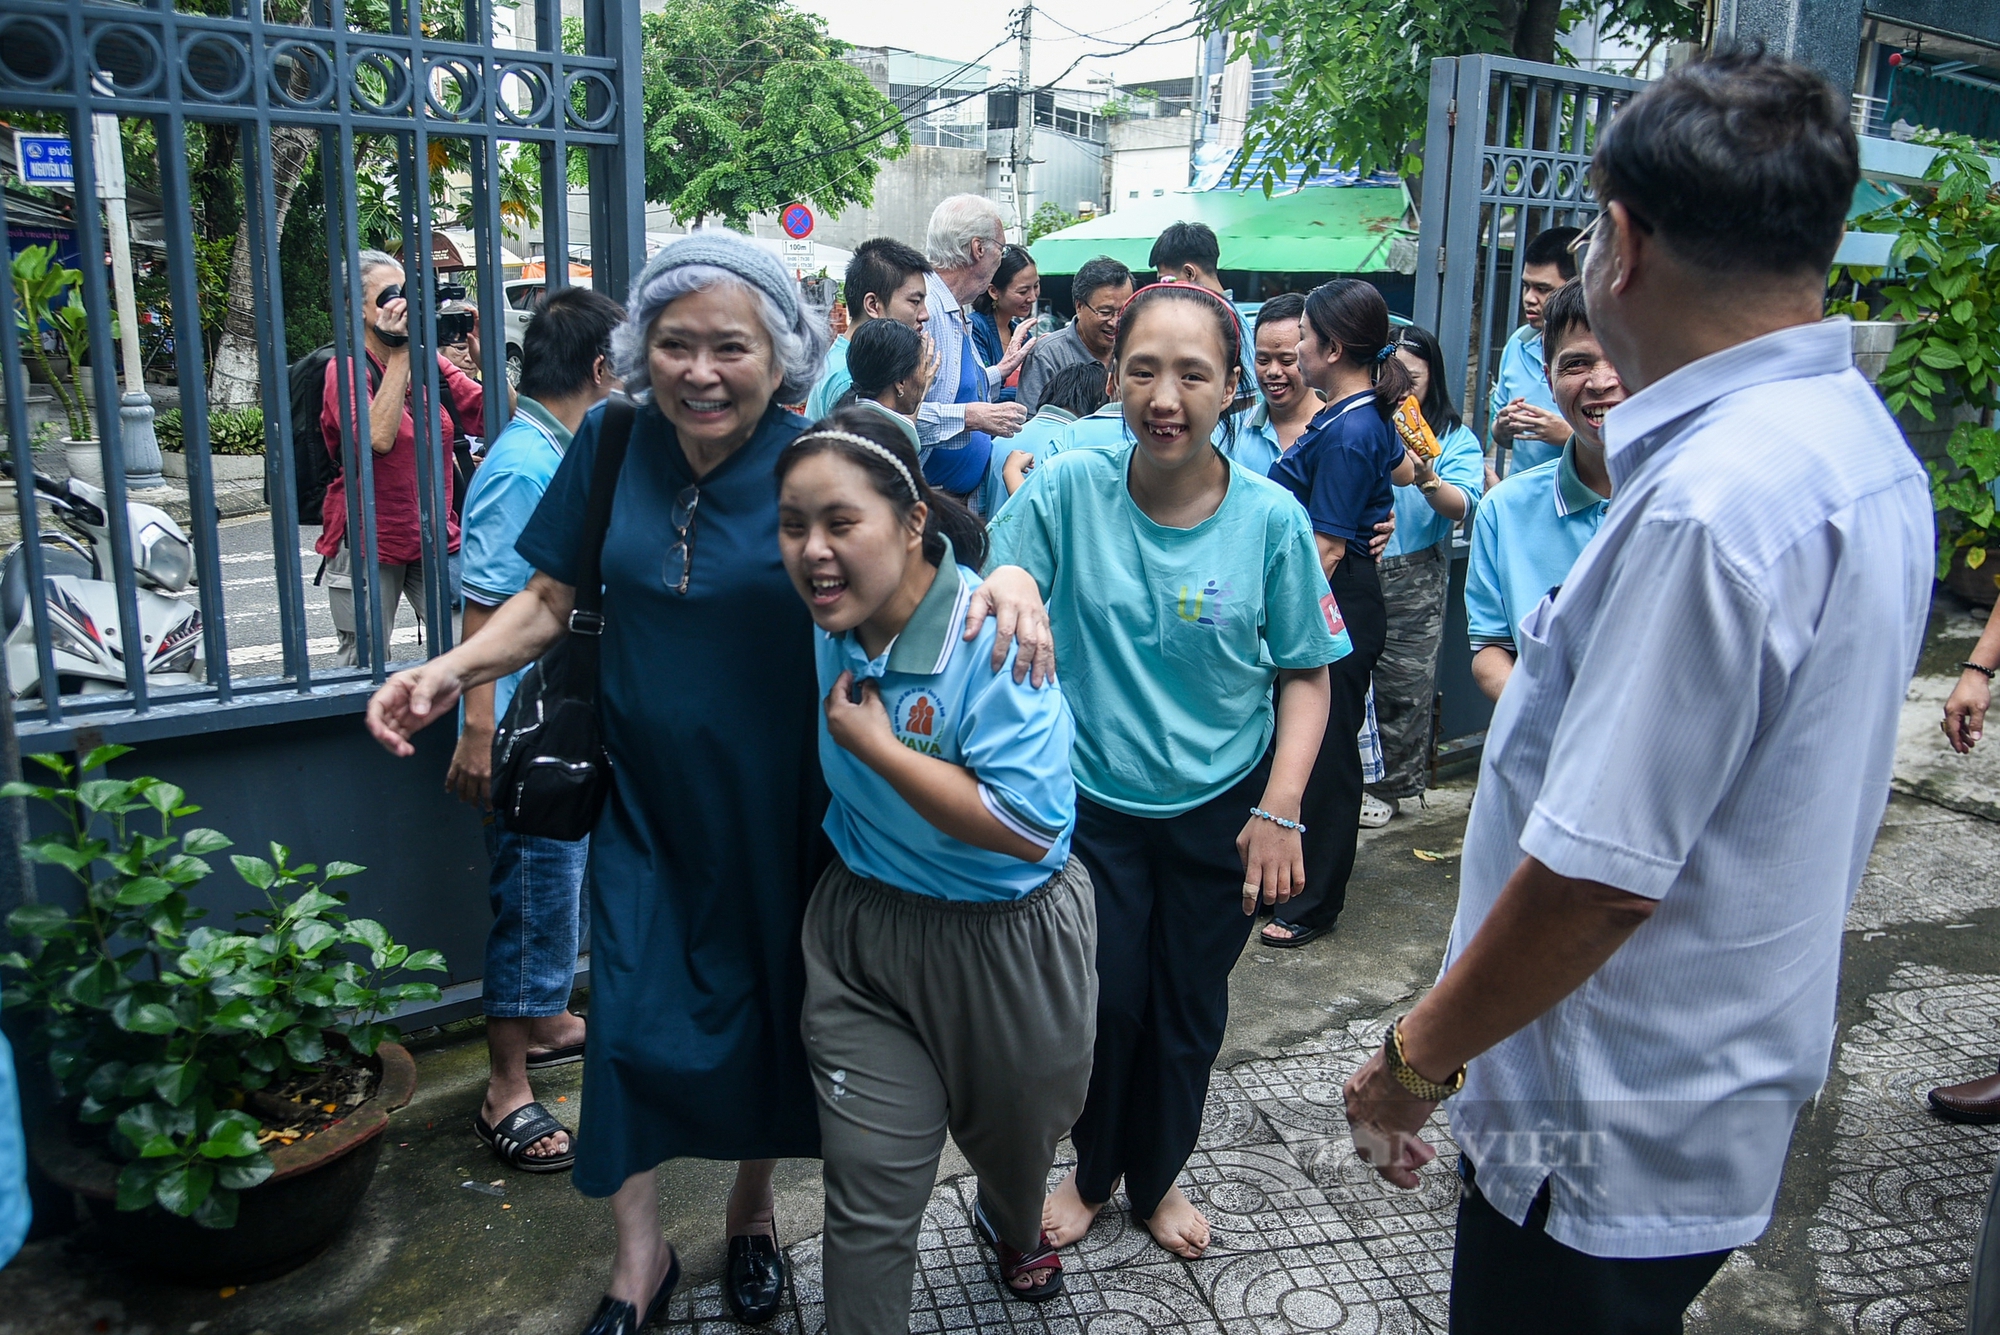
[1384,1018,1466,1101]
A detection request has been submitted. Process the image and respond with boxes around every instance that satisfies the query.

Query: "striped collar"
[837,536,971,679]
[852,397,924,454]
[1032,406,1079,428]
[1553,436,1609,519]
[511,395,573,454]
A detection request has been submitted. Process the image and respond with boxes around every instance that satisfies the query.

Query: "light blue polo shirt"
[459,395,571,717]
[1488,324,1563,473]
[1384,421,1485,558]
[1465,435,1609,652]
[980,405,1077,519]
[1223,401,1284,477]
[805,334,851,421]
[816,539,1077,902]
[988,443,1349,817]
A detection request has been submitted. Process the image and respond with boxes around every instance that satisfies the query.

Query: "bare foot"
[1041,1169,1105,1246]
[480,1092,571,1159]
[1143,1186,1210,1259]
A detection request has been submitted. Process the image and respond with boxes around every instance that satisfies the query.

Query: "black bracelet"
[1964,661,1997,680]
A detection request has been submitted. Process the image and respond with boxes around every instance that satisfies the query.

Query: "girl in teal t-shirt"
[986,282,1346,1261]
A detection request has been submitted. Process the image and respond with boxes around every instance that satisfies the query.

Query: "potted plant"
[1836,133,2000,601]
[10,244,116,487]
[0,745,446,1282]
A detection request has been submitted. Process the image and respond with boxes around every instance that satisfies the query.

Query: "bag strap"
[562,395,637,698]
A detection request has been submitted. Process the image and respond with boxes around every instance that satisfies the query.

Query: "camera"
[436,309,476,346]
[376,278,476,346]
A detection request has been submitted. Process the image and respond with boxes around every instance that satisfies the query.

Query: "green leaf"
[117,1001,181,1036]
[231,856,276,890]
[26,752,73,780]
[114,876,178,907]
[283,1026,325,1065]
[151,1161,213,1217]
[216,1155,274,1191]
[322,860,365,881]
[76,779,138,813]
[199,1109,263,1160]
[24,840,96,874]
[7,902,74,938]
[289,920,340,958]
[77,744,132,774]
[0,782,55,802]
[139,781,186,816]
[402,949,448,973]
[84,1061,129,1103]
[116,1102,182,1158]
[190,1184,239,1230]
[115,1159,170,1211]
[63,958,122,1007]
[1919,343,1966,370]
[345,1020,392,1056]
[180,828,232,856]
[152,1061,201,1106]
[285,890,342,921]
[345,919,391,955]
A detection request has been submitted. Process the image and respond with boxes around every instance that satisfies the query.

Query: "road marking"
[217,550,317,565]
[227,626,423,667]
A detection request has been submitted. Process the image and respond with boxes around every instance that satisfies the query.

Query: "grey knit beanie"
[630,229,800,326]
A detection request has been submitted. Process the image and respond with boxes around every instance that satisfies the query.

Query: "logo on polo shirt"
[892,687,945,756]
[1175,579,1234,630]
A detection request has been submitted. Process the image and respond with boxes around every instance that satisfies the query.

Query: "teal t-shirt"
[805,335,851,421]
[987,443,1349,817]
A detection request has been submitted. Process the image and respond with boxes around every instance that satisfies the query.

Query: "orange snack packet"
[1392,395,1441,459]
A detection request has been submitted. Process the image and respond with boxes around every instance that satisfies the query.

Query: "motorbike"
[1,467,203,699]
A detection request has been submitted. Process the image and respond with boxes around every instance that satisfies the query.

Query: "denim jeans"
[482,816,588,1019]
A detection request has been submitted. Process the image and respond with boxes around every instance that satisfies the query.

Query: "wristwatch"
[1419,476,1445,496]
[1383,1017,1465,1101]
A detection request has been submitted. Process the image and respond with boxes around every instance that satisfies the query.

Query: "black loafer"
[724,1231,787,1325]
[579,1246,680,1335]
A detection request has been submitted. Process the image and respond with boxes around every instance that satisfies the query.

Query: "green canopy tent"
[1027,186,1412,277]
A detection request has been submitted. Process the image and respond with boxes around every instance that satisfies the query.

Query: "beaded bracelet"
[1250,807,1306,834]
[1963,661,1997,681]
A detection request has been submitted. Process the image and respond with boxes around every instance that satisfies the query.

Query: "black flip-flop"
[473,1100,577,1173]
[1260,919,1325,949]
[525,1041,586,1070]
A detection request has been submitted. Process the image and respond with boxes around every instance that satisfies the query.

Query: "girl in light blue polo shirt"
[775,406,1096,1331]
[986,283,1346,1262]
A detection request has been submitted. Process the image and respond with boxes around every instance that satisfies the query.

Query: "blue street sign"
[15,133,72,187]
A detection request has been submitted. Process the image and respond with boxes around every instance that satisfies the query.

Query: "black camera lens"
[437,310,476,345]
[436,281,468,303]
[375,283,403,307]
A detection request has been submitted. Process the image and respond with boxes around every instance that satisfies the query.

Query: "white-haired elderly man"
[917,194,1038,501]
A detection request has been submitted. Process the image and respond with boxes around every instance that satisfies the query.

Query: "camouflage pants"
[1369,543,1450,801]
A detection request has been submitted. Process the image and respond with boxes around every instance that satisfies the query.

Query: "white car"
[501,277,545,386]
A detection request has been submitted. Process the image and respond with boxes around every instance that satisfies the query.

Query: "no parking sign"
[781,203,815,239]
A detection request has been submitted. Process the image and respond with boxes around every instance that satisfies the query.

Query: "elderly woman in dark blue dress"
[366,231,1056,1335]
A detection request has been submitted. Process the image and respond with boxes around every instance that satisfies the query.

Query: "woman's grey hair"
[611,255,828,405]
[925,195,1006,271]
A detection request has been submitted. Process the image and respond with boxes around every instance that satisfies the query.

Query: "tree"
[1025,202,1080,244]
[567,0,908,228]
[1198,0,1701,191]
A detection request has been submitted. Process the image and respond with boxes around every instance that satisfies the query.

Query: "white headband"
[792,429,921,500]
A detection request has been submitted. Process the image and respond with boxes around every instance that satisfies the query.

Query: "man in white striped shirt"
[1342,48,1935,1333]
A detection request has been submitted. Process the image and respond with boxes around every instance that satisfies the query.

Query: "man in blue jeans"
[448,285,625,1171]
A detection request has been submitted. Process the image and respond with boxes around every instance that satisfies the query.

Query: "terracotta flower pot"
[32,1042,417,1285]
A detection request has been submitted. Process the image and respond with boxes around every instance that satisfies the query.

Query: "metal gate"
[1412,54,1646,470]
[0,0,645,1023]
[1410,55,1646,758]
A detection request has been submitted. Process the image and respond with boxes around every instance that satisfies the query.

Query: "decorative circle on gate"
[563,69,617,131]
[1528,161,1552,199]
[349,47,414,116]
[424,55,482,122]
[269,39,337,110]
[91,23,165,99]
[1499,155,1526,196]
[181,31,254,104]
[496,63,551,128]
[1554,163,1579,201]
[0,16,71,91]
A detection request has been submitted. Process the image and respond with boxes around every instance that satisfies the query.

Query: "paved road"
[202,514,437,679]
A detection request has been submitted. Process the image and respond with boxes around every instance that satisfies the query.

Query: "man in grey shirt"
[1018,256,1133,414]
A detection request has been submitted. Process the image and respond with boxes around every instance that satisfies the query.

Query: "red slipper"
[971,1196,1064,1303]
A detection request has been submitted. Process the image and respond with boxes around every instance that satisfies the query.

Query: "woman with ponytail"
[1263,279,1417,948]
[776,406,1095,1329]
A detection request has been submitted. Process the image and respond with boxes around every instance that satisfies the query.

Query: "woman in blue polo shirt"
[776,406,1095,1331]
[1263,279,1416,947]
[988,282,1344,1261]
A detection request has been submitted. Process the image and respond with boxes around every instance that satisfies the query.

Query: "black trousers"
[1068,753,1272,1221]
[1452,1160,1732,1335]
[1283,550,1388,931]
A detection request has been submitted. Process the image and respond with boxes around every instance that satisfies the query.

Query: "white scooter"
[1,468,203,698]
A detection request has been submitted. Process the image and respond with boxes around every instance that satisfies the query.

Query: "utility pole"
[91,74,164,492]
[1016,0,1035,242]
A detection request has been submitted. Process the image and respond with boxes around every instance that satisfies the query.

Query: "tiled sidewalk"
[657,1015,1466,1334]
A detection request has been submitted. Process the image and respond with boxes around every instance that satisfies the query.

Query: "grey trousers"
[324,543,431,668]
[1372,543,1452,800]
[802,855,1098,1335]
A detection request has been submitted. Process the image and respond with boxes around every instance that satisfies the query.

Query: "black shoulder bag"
[489,395,636,841]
